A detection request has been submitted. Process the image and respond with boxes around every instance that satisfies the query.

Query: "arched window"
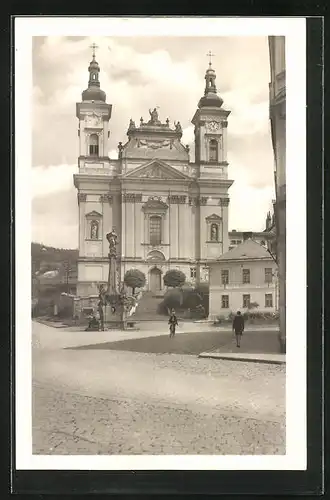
[209,139,218,162]
[89,134,99,156]
[149,216,161,246]
[210,223,219,241]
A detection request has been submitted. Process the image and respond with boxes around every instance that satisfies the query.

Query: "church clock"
[207,121,220,132]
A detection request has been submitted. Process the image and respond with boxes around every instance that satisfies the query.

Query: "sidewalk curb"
[35,319,69,329]
[198,352,286,365]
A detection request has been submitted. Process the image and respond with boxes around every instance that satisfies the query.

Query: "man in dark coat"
[232,310,245,348]
[168,309,178,338]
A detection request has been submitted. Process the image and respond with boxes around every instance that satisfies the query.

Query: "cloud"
[32,164,78,198]
[31,35,275,247]
[32,188,78,248]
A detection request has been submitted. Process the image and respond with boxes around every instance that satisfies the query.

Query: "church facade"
[74,50,234,297]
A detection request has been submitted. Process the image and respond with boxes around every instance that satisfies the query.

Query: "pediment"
[143,196,168,211]
[124,160,189,180]
[85,210,102,218]
[205,213,222,221]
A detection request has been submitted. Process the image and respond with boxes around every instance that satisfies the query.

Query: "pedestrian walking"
[232,310,245,348]
[168,309,178,338]
[97,300,104,331]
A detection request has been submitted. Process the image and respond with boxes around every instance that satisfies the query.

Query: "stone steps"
[131,291,165,321]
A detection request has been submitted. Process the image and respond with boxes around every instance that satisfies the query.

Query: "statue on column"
[106,228,118,258]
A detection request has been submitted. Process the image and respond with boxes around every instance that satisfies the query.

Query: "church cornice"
[198,160,229,166]
[76,102,112,121]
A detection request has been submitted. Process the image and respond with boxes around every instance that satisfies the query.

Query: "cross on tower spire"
[90,42,99,60]
[206,50,215,66]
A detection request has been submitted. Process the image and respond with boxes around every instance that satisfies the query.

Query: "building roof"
[216,238,273,262]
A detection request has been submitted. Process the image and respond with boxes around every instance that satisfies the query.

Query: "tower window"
[209,139,218,162]
[89,134,99,156]
[149,216,161,246]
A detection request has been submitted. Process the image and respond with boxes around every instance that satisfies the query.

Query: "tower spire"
[90,42,98,60]
[206,50,215,66]
[204,51,217,95]
[81,43,106,102]
[197,53,223,108]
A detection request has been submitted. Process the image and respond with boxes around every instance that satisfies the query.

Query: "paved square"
[32,321,285,455]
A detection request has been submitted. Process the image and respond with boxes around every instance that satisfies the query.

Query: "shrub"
[164,288,182,310]
[124,269,146,295]
[195,282,209,295]
[182,288,201,310]
[163,269,186,288]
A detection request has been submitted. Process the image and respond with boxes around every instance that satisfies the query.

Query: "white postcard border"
[15,16,306,471]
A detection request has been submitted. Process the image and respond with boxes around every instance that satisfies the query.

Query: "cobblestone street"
[32,322,285,455]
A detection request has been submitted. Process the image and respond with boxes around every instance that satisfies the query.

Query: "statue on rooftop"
[175,121,182,134]
[148,107,160,124]
[128,118,136,130]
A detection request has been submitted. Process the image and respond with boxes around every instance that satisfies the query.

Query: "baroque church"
[74,49,234,297]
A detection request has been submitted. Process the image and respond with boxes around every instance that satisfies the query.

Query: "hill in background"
[31,242,78,277]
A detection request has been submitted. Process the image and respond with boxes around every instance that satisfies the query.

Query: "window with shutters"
[242,268,250,284]
[221,269,229,284]
[243,294,250,308]
[265,268,273,283]
[221,295,229,308]
[265,293,273,308]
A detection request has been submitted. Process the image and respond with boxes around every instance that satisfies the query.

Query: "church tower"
[191,54,233,278]
[76,44,112,161]
[191,54,230,179]
[74,45,114,297]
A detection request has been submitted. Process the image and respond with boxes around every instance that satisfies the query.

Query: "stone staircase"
[131,291,166,321]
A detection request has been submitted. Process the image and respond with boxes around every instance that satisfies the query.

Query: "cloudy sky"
[32,35,275,249]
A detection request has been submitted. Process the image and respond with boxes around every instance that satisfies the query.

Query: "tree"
[163,269,186,288]
[124,269,146,295]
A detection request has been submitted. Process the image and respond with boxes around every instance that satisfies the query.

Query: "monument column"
[100,194,113,258]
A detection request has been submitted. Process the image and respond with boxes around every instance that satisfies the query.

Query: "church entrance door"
[149,268,162,294]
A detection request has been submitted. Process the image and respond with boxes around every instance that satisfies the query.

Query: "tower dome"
[198,60,223,108]
[81,45,106,102]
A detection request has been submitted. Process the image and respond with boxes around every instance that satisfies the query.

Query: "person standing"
[232,310,245,348]
[168,309,178,338]
[97,299,104,331]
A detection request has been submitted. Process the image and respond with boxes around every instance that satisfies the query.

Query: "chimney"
[243,231,252,241]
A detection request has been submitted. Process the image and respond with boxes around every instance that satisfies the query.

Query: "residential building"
[269,36,286,352]
[208,239,278,320]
